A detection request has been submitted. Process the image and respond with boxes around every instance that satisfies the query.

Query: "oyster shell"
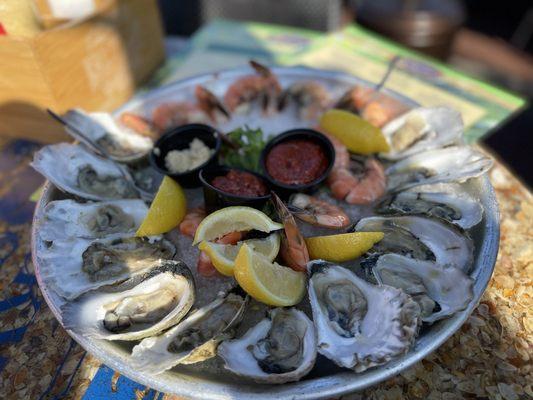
[61,109,153,162]
[38,199,148,241]
[31,143,140,200]
[37,234,176,300]
[355,215,474,272]
[61,260,195,340]
[308,261,420,372]
[380,107,463,160]
[131,289,248,374]
[374,254,474,323]
[218,307,317,384]
[386,146,493,192]
[375,190,483,229]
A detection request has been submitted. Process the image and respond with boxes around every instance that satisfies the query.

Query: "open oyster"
[355,216,474,272]
[375,189,483,229]
[374,254,474,323]
[386,146,493,192]
[380,107,463,160]
[37,234,176,300]
[218,307,317,384]
[60,109,153,162]
[38,199,148,241]
[308,261,420,372]
[31,143,140,200]
[131,289,248,374]
[61,260,194,341]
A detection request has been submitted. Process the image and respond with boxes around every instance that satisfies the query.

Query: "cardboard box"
[0,0,165,142]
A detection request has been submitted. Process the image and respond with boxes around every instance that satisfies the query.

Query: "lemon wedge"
[320,109,390,154]
[136,176,186,236]
[198,233,281,277]
[305,232,384,262]
[234,244,306,306]
[193,206,282,245]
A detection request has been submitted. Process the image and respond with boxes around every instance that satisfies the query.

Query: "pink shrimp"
[223,60,282,114]
[271,192,309,272]
[278,81,331,120]
[318,128,387,205]
[119,112,158,139]
[335,86,409,127]
[179,207,206,238]
[328,157,387,205]
[152,85,228,132]
[288,193,350,229]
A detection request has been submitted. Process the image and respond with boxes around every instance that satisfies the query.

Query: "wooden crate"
[0,0,165,142]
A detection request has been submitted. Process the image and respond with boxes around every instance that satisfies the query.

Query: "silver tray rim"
[31,65,500,400]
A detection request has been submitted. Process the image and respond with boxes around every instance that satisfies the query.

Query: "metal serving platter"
[31,66,499,399]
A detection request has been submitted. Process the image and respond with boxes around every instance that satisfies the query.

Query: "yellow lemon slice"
[198,233,281,277]
[136,176,186,236]
[193,206,282,245]
[234,244,306,306]
[305,232,384,262]
[320,109,390,154]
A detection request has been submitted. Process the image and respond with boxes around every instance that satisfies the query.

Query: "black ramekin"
[149,124,221,188]
[199,166,272,213]
[259,128,335,197]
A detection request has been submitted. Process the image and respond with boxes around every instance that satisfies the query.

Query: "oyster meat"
[131,289,248,374]
[308,261,420,372]
[375,189,483,229]
[61,260,195,340]
[37,234,176,300]
[355,216,474,272]
[380,107,463,160]
[374,254,474,323]
[38,199,148,241]
[218,307,317,384]
[31,143,139,200]
[386,146,493,192]
[61,109,153,162]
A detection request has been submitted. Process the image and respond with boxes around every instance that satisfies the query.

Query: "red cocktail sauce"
[266,139,328,185]
[211,170,268,197]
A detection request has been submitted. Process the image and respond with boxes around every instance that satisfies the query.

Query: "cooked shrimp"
[224,60,282,114]
[335,86,409,127]
[319,131,350,169]
[198,231,244,277]
[152,101,208,132]
[328,156,387,205]
[119,112,158,139]
[195,85,230,121]
[152,85,227,132]
[288,193,350,229]
[278,81,331,120]
[318,128,387,205]
[179,207,206,238]
[271,192,309,272]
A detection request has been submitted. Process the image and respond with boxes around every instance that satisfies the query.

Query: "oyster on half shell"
[355,216,474,272]
[131,289,248,374]
[386,146,493,192]
[37,234,176,300]
[218,307,317,384]
[61,260,195,340]
[374,254,474,323]
[61,109,153,162]
[308,261,420,372]
[38,199,148,241]
[375,189,483,229]
[31,143,140,200]
[380,107,463,160]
